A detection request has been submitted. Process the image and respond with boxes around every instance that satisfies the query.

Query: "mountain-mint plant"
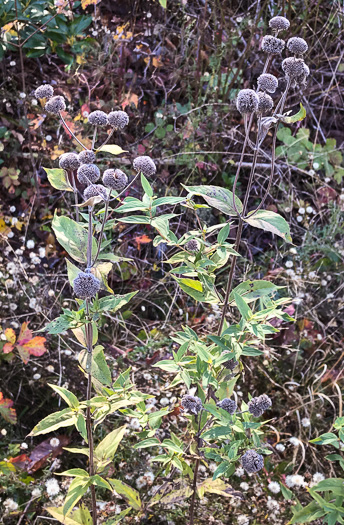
[30,12,311,525]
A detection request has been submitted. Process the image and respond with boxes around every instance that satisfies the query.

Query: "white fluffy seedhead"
[133,156,157,177]
[269,16,290,32]
[262,35,285,54]
[78,150,96,164]
[88,110,108,126]
[236,89,259,114]
[102,169,128,191]
[45,95,66,114]
[59,152,80,171]
[35,84,54,99]
[257,73,278,93]
[73,271,100,298]
[287,37,308,55]
[77,164,100,185]
[108,111,129,129]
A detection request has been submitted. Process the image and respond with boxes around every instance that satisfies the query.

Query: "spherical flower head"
[269,16,290,32]
[133,156,157,177]
[185,239,199,252]
[223,356,238,370]
[217,397,237,414]
[236,89,259,114]
[45,478,60,497]
[241,449,264,473]
[262,35,285,55]
[45,95,66,114]
[257,92,273,114]
[35,84,54,100]
[287,37,308,55]
[88,110,108,126]
[181,394,203,415]
[108,110,129,129]
[83,184,108,201]
[248,394,272,417]
[257,73,278,93]
[268,481,281,494]
[103,168,128,191]
[73,271,101,298]
[282,57,308,79]
[78,149,96,164]
[77,164,100,185]
[59,152,80,171]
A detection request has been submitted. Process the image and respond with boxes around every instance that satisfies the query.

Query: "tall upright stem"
[188,414,202,525]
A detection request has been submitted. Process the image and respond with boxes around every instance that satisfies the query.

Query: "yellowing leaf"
[96,144,127,155]
[282,103,306,124]
[81,0,101,9]
[5,328,16,344]
[121,93,139,109]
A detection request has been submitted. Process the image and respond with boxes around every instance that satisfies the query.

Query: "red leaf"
[2,343,15,354]
[0,392,17,424]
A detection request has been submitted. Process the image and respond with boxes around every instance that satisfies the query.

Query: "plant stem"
[70,170,79,223]
[98,126,116,149]
[93,192,110,266]
[91,126,98,151]
[59,112,87,150]
[188,413,202,525]
[87,206,93,268]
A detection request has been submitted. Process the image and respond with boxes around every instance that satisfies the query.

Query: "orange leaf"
[121,93,138,109]
[2,343,15,354]
[17,322,32,344]
[22,336,47,357]
[5,328,16,344]
[134,234,152,250]
[0,392,17,424]
[81,0,101,9]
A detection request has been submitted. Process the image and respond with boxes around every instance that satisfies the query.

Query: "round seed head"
[287,37,308,55]
[73,271,100,298]
[77,164,100,185]
[78,150,96,164]
[269,16,290,32]
[236,89,259,114]
[88,110,108,126]
[248,394,272,417]
[83,184,108,201]
[35,84,54,99]
[262,35,285,55]
[257,91,274,114]
[45,95,66,114]
[217,398,237,415]
[295,63,310,87]
[59,152,80,171]
[181,395,203,415]
[222,353,238,370]
[241,449,264,473]
[185,239,199,252]
[103,169,128,191]
[133,156,157,177]
[282,57,308,79]
[108,110,129,129]
[257,73,278,93]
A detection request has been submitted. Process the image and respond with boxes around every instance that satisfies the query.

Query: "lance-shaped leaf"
[78,345,112,386]
[108,479,142,510]
[182,184,243,216]
[96,145,127,155]
[98,291,138,313]
[44,168,73,192]
[29,408,76,436]
[46,504,92,525]
[94,425,127,465]
[49,384,79,409]
[244,210,292,243]
[229,280,281,303]
[281,103,307,124]
[52,213,97,263]
[63,477,92,516]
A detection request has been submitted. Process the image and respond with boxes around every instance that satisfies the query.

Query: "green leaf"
[66,259,81,287]
[182,184,243,216]
[94,425,127,464]
[63,478,91,516]
[159,0,167,8]
[109,479,142,510]
[311,478,344,495]
[96,145,127,155]
[280,483,293,500]
[202,426,233,440]
[289,501,326,524]
[118,215,151,224]
[233,292,252,321]
[141,173,153,197]
[52,213,97,263]
[78,346,112,386]
[91,475,112,490]
[47,505,92,525]
[44,168,73,192]
[48,384,79,409]
[30,408,76,436]
[133,438,160,449]
[162,439,184,454]
[212,461,230,480]
[98,291,138,313]
[60,468,89,478]
[153,360,180,372]
[244,210,292,243]
[173,276,219,304]
[230,280,280,302]
[153,196,186,207]
[76,414,88,442]
[283,103,307,124]
[310,433,338,446]
[217,223,230,244]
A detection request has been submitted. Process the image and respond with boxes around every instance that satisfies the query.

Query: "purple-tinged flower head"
[257,73,278,93]
[217,398,237,414]
[248,394,272,417]
[133,156,157,177]
[78,150,96,165]
[241,449,264,473]
[222,353,239,371]
[77,164,100,185]
[108,111,129,129]
[35,84,54,100]
[59,152,80,171]
[269,16,290,32]
[88,110,108,126]
[103,169,128,191]
[282,57,308,79]
[83,184,108,201]
[73,271,100,298]
[181,395,203,415]
[45,95,66,114]
[287,37,308,55]
[236,89,259,114]
[262,35,285,55]
[257,92,274,114]
[185,239,199,252]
